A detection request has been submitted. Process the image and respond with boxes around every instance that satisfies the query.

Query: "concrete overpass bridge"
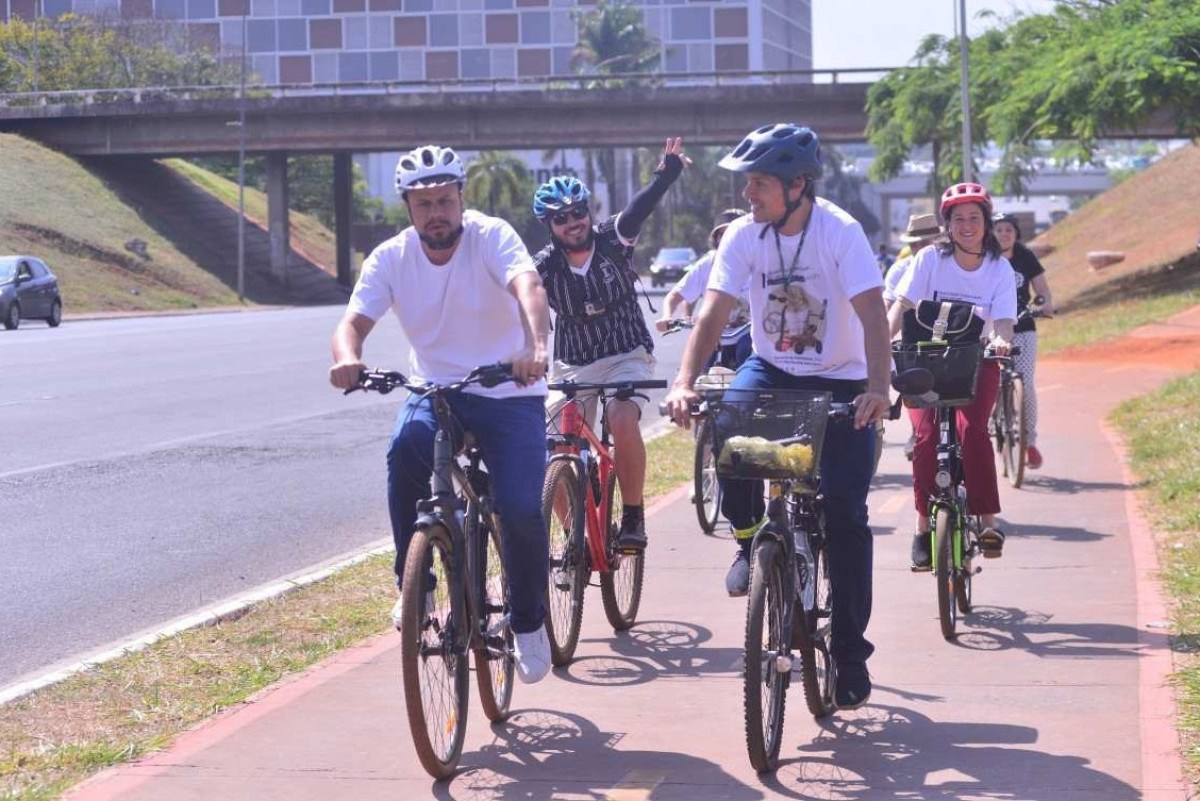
[0,70,1178,289]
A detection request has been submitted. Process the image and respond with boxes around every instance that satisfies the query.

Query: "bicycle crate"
[892,341,983,408]
[707,388,831,481]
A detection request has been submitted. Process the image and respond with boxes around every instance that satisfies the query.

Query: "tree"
[465,152,529,216]
[569,0,661,214]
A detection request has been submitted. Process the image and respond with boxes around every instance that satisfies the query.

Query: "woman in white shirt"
[888,183,1017,569]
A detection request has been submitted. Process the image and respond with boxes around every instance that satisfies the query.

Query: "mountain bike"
[660,316,749,533]
[347,363,516,779]
[541,377,668,665]
[701,374,925,773]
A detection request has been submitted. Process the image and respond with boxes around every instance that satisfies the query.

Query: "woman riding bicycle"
[993,212,1056,471]
[887,182,1017,569]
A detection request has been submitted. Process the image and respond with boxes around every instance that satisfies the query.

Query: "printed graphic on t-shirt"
[760,273,829,362]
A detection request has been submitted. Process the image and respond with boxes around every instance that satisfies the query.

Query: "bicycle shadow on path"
[555,620,744,687]
[948,605,1150,660]
[1005,521,1108,544]
[432,708,762,801]
[762,703,1140,800]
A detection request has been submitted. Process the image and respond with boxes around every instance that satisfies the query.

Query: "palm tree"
[569,0,661,213]
[465,151,528,216]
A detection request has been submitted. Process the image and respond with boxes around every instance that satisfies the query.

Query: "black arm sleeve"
[615,153,685,241]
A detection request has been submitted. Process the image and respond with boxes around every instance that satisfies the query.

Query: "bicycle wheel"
[1006,376,1028,489]
[990,391,1007,474]
[473,509,514,722]
[400,523,468,779]
[743,538,788,773]
[933,506,957,641]
[793,531,834,718]
[956,512,976,615]
[541,458,587,666]
[599,454,645,631]
[693,419,722,533]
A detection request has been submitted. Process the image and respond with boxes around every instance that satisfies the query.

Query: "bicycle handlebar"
[346,362,516,396]
[658,317,694,335]
[548,379,668,393]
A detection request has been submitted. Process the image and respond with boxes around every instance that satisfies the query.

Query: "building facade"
[2,0,812,86]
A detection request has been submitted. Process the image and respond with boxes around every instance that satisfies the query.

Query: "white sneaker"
[726,552,751,597]
[513,626,552,684]
[390,585,436,631]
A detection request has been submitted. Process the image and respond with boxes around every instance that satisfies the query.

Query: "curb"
[1100,420,1190,798]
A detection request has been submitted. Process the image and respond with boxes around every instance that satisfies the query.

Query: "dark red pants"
[909,360,1000,517]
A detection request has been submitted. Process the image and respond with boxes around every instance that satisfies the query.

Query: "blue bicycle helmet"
[718,123,824,183]
[533,176,591,220]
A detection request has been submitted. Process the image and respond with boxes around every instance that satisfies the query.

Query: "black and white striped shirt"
[535,217,654,366]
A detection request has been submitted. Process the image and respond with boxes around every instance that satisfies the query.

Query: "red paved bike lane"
[64,349,1193,800]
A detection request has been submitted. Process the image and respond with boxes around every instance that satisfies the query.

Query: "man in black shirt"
[533,138,689,550]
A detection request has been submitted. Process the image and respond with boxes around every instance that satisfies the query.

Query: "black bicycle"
[347,363,516,779]
[687,373,925,773]
[989,303,1047,488]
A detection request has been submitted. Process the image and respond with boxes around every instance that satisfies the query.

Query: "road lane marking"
[607,770,666,801]
[1039,383,1064,393]
[878,491,908,515]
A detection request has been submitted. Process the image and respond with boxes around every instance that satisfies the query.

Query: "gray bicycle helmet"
[718,124,824,183]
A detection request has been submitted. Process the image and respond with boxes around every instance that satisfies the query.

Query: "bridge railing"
[0,67,893,110]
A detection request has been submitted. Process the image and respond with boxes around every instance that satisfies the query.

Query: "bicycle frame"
[549,398,618,573]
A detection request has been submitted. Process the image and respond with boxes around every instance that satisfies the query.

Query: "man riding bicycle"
[534,137,690,553]
[656,208,752,369]
[664,123,892,709]
[328,144,554,684]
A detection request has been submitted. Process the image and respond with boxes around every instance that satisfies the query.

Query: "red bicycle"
[541,378,667,665]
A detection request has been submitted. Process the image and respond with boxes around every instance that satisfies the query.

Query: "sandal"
[978,527,1005,558]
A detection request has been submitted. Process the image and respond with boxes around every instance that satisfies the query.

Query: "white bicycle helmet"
[394,145,466,194]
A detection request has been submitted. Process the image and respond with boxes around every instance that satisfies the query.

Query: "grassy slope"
[1031,143,1200,355]
[0,134,239,312]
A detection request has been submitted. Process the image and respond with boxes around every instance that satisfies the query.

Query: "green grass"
[1111,371,1200,779]
[0,431,696,801]
[1038,254,1200,356]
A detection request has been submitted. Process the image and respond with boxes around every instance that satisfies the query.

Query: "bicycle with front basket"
[541,377,668,665]
[693,375,923,772]
[347,363,516,779]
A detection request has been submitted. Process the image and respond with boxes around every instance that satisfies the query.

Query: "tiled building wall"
[3,0,812,85]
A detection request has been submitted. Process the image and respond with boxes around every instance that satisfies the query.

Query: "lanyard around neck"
[773,223,810,286]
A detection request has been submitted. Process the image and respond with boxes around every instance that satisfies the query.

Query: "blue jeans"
[703,330,753,373]
[720,355,876,665]
[388,393,548,634]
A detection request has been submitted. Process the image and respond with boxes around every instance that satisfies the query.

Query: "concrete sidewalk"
[66,357,1189,801]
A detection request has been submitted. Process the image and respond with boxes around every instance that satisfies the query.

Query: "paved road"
[63,356,1188,801]
[0,296,683,688]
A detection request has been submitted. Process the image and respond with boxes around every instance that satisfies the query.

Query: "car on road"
[1,255,63,330]
[648,246,698,288]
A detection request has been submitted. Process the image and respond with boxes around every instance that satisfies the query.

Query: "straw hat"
[898,213,944,244]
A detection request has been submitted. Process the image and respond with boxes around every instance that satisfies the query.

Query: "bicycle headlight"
[934,470,952,489]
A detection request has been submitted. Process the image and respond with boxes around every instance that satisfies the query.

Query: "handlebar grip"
[629,380,670,390]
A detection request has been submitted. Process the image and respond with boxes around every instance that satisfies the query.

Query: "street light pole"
[236,7,247,302]
[957,0,973,183]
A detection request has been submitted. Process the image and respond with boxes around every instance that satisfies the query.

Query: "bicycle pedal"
[616,546,644,556]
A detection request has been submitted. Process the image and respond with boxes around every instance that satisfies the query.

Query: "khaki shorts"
[546,347,657,434]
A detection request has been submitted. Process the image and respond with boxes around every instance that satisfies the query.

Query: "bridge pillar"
[334,153,354,288]
[267,152,291,284]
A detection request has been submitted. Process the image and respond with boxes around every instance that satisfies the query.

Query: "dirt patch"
[1054,305,1200,370]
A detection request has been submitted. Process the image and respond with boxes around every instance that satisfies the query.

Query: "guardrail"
[0,67,894,109]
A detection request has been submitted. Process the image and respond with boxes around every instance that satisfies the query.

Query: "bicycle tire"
[956,513,975,615]
[599,453,645,631]
[933,507,957,641]
[743,538,788,773]
[871,422,885,478]
[990,392,1007,475]
[400,523,468,779]
[473,510,514,722]
[541,458,587,666]
[1008,376,1027,489]
[693,419,722,533]
[793,531,834,718]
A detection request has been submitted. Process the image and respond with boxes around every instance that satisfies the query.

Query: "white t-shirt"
[708,197,883,380]
[348,210,545,399]
[892,246,1018,324]
[673,250,750,324]
[883,251,919,303]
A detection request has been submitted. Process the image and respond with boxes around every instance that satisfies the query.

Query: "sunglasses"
[550,206,590,226]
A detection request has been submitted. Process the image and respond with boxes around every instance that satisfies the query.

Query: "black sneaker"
[834,662,872,710]
[911,532,932,571]
[617,507,647,551]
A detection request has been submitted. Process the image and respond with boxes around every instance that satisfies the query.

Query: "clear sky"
[811,0,1060,71]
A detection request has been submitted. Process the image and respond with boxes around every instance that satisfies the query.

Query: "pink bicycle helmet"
[940,182,992,218]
